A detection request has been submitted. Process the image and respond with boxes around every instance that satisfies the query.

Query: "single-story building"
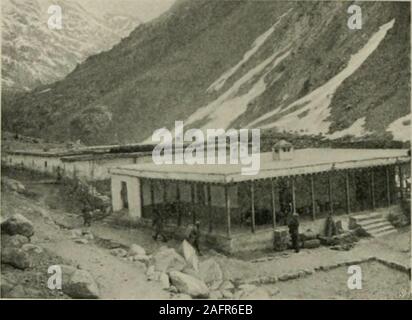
[109,146,411,253]
[2,144,155,181]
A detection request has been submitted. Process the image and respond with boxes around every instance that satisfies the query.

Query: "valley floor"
[1,170,411,300]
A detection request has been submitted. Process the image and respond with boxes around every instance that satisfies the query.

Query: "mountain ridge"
[2,0,410,145]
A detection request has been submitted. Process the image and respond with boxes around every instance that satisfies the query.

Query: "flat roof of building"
[109,148,410,184]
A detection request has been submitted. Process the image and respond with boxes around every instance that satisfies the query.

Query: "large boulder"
[1,247,32,270]
[1,214,34,238]
[1,234,29,248]
[128,244,146,257]
[169,271,209,298]
[63,269,100,299]
[181,240,199,271]
[110,248,128,257]
[199,258,223,286]
[153,248,186,273]
[2,178,26,194]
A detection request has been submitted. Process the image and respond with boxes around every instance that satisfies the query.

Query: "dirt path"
[1,190,169,299]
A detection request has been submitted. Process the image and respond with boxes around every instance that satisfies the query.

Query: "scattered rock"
[129,244,146,257]
[1,234,29,248]
[21,243,43,254]
[219,280,234,291]
[210,290,223,299]
[1,277,16,296]
[303,239,321,249]
[133,254,150,266]
[83,232,94,240]
[70,229,83,238]
[160,273,170,289]
[169,285,178,293]
[173,293,192,300]
[199,258,223,286]
[169,271,209,298]
[7,285,27,298]
[2,178,26,194]
[181,240,199,271]
[221,290,233,299]
[1,247,32,270]
[238,284,256,292]
[241,288,271,300]
[74,239,88,245]
[181,266,200,279]
[234,290,245,300]
[110,248,128,257]
[1,214,34,238]
[278,272,299,281]
[63,269,100,299]
[152,248,186,273]
[146,265,156,280]
[268,287,281,296]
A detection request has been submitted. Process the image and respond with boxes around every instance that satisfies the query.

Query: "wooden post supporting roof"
[386,166,391,206]
[225,185,231,238]
[150,179,155,215]
[271,178,276,228]
[328,173,333,214]
[370,169,375,210]
[291,177,296,214]
[176,182,181,227]
[206,184,212,233]
[310,175,316,220]
[250,181,256,233]
[345,171,350,214]
[399,165,404,200]
[191,183,196,224]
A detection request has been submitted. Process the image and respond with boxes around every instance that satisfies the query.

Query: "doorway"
[120,181,129,209]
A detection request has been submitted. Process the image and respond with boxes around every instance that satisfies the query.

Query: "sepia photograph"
[0,0,411,304]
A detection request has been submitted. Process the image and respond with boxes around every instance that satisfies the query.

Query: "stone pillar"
[111,175,123,212]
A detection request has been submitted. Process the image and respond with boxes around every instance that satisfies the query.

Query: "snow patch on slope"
[207,9,292,93]
[387,114,411,141]
[186,49,291,131]
[254,19,395,135]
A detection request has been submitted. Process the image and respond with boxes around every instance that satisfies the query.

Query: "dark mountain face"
[3,0,410,145]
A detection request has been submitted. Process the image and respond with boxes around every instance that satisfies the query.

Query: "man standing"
[288,212,300,253]
[186,221,202,256]
[152,209,167,242]
[82,205,92,227]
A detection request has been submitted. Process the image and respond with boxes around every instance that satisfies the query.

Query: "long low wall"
[2,152,152,181]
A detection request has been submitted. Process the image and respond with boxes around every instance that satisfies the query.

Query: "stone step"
[351,212,382,223]
[361,220,393,231]
[370,228,397,238]
[366,225,396,234]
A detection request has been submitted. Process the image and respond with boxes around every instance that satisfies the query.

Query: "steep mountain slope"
[3,0,410,144]
[1,0,140,92]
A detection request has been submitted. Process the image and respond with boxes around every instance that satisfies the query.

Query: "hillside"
[2,0,410,145]
[1,0,140,92]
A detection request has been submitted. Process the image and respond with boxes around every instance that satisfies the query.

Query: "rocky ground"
[1,172,411,300]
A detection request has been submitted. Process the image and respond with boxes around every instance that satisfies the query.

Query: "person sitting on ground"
[185,220,202,256]
[152,209,167,242]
